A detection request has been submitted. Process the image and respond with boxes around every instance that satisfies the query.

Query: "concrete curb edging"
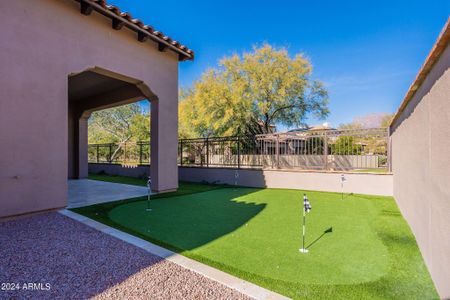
[59,209,290,300]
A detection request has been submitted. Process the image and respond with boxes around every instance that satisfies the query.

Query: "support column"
[150,98,178,192]
[73,110,91,179]
[79,113,89,178]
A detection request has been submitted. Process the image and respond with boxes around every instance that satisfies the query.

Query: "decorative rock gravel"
[0,213,252,300]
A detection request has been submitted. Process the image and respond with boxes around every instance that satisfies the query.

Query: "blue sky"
[110,0,449,127]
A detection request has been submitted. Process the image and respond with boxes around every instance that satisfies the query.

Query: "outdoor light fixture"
[234,170,239,189]
[146,177,152,212]
[299,193,312,253]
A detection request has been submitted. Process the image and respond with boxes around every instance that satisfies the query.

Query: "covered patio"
[67,179,150,208]
[1,0,193,218]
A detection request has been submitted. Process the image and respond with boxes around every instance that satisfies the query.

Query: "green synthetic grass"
[73,175,438,299]
[88,173,149,186]
[88,173,223,198]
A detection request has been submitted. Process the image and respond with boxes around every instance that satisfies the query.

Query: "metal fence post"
[123,143,127,163]
[324,133,329,170]
[180,139,183,166]
[96,145,99,163]
[109,144,112,162]
[387,127,392,172]
[206,137,209,168]
[200,141,203,167]
[237,136,241,169]
[139,142,143,165]
[276,135,280,169]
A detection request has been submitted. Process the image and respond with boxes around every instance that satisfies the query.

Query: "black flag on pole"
[300,193,311,253]
[303,194,312,213]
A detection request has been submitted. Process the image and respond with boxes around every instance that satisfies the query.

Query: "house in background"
[287,122,336,133]
[0,0,193,218]
[390,17,450,298]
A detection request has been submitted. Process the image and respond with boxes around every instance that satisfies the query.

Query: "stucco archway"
[68,67,155,180]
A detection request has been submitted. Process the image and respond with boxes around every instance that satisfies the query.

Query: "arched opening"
[68,67,156,179]
[87,102,150,166]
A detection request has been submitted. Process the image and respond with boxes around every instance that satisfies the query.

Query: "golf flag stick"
[300,194,312,253]
[341,174,346,200]
[146,177,152,212]
[302,203,306,252]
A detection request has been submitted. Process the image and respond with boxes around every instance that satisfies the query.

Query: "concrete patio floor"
[68,179,150,208]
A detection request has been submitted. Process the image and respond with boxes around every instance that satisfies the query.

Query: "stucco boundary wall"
[89,163,393,196]
[89,163,150,178]
[389,39,450,297]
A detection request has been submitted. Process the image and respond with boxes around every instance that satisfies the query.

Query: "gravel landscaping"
[0,212,251,300]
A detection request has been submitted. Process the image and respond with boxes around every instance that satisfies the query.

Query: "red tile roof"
[75,0,194,61]
[391,17,450,126]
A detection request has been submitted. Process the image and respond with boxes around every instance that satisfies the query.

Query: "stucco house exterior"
[0,0,193,218]
[390,18,450,298]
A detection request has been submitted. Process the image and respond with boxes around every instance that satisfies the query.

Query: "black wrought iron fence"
[179,136,261,168]
[88,127,390,172]
[88,141,150,165]
[254,128,390,171]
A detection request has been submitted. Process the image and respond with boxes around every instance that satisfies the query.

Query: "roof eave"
[76,0,194,61]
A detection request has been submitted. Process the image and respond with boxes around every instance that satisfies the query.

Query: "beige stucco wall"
[88,164,393,196]
[179,167,393,196]
[390,44,450,298]
[0,0,180,217]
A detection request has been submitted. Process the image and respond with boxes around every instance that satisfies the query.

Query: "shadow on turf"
[105,187,268,251]
[306,227,333,249]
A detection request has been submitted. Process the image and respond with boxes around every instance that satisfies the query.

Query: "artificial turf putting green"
[74,175,438,299]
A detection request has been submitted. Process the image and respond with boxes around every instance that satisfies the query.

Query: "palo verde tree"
[179,44,329,138]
